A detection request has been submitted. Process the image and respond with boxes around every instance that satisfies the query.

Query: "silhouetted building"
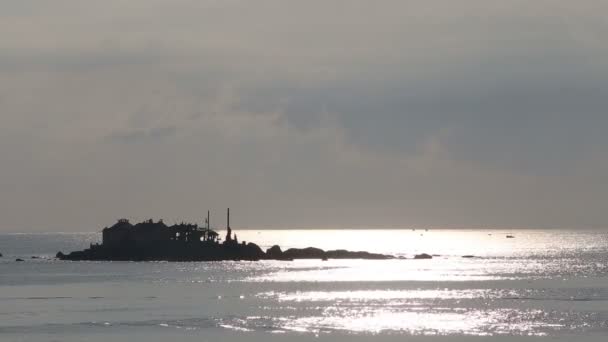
[102,217,220,247]
[102,219,133,247]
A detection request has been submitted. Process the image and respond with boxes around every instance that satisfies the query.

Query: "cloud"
[106,125,178,144]
[1,0,608,230]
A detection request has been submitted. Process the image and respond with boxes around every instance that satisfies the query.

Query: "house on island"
[101,210,227,247]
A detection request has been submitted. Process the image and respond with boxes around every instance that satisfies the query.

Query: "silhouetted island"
[414,253,433,259]
[57,209,394,261]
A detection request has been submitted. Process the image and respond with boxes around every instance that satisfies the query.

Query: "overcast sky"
[1,0,608,231]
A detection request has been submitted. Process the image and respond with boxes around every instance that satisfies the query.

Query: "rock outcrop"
[267,247,394,260]
[57,243,395,262]
[265,245,288,260]
[325,249,392,259]
[414,253,433,259]
[282,247,326,259]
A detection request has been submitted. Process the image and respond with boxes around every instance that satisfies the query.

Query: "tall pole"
[225,208,232,243]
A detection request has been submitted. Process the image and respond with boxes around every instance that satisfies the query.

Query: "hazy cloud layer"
[1,1,608,231]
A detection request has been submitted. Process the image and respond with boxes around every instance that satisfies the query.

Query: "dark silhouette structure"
[56,209,396,261]
[102,218,218,247]
[225,208,233,244]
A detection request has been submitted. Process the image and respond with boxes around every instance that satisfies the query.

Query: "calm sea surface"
[1,229,608,341]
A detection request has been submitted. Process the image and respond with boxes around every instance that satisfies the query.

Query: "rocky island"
[57,209,394,261]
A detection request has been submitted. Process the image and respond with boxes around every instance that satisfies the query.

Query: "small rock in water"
[15,258,24,262]
[414,253,433,259]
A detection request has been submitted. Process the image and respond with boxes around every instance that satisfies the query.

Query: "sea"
[1,229,608,342]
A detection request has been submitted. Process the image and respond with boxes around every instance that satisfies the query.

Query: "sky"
[1,0,608,231]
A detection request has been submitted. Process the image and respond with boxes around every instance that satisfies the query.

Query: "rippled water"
[1,229,607,341]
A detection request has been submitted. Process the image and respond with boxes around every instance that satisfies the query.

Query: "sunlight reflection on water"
[1,230,608,339]
[258,289,488,301]
[232,308,580,336]
[240,288,601,336]
[249,259,506,282]
[234,229,608,258]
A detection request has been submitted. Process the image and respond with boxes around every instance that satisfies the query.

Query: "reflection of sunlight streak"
[234,229,608,259]
[218,324,253,332]
[249,259,503,282]
[259,289,489,301]
[231,289,587,336]
[282,310,491,335]
[224,308,562,336]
